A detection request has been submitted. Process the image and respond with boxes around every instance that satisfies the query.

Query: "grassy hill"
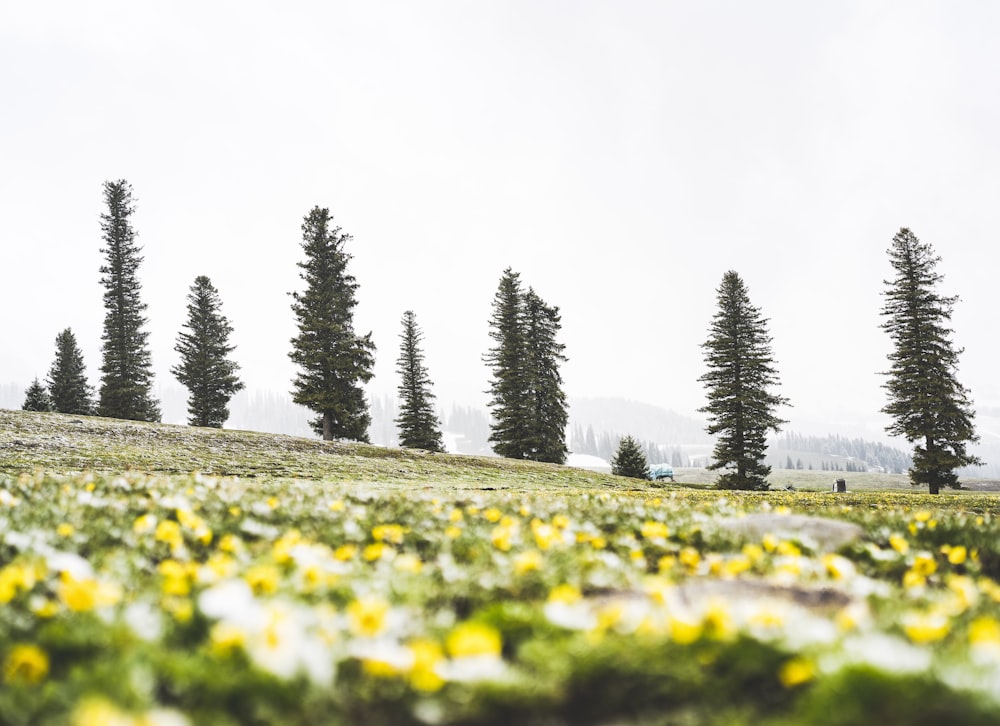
[0,409,645,492]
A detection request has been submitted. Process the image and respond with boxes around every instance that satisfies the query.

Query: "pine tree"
[22,378,53,412]
[484,268,531,458]
[611,435,650,479]
[395,310,444,451]
[172,276,244,428]
[289,206,375,441]
[484,270,569,463]
[699,270,789,490]
[522,288,569,464]
[97,179,161,422]
[880,227,981,493]
[47,328,94,415]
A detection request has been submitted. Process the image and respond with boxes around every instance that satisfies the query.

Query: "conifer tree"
[523,288,569,463]
[289,206,375,441]
[880,227,980,493]
[699,270,789,490]
[485,270,569,462]
[611,435,649,479]
[485,268,531,458]
[395,310,444,451]
[46,328,94,415]
[97,179,161,422]
[22,378,53,412]
[172,276,244,428]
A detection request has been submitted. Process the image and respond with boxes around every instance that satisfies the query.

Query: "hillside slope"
[0,409,648,492]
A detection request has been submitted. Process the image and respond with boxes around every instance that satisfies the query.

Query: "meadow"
[1,410,999,725]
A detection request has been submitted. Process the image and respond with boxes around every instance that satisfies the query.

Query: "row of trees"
[693,228,978,493]
[18,180,977,493]
[23,181,245,428]
[22,183,568,461]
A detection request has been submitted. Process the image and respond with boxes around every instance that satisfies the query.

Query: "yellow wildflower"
[448,508,463,523]
[491,525,513,552]
[657,554,677,573]
[779,657,815,688]
[888,534,909,555]
[57,523,75,537]
[902,611,950,643]
[640,521,669,540]
[348,595,390,637]
[372,524,405,545]
[444,525,462,539]
[408,639,445,692]
[244,564,280,595]
[678,547,701,571]
[210,621,247,656]
[154,520,183,551]
[668,612,703,644]
[776,540,801,557]
[218,534,243,555]
[723,555,752,578]
[969,616,1000,646]
[912,552,937,577]
[334,544,358,561]
[329,500,345,512]
[762,534,779,553]
[363,543,387,562]
[483,508,503,523]
[3,644,49,685]
[446,621,502,658]
[513,550,543,575]
[548,584,582,604]
[945,545,967,565]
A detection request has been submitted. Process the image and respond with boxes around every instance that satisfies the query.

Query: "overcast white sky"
[3,1,999,439]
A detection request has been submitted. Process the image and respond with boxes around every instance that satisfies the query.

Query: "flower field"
[1,470,999,726]
[2,412,1000,725]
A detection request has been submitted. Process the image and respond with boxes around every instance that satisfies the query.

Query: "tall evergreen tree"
[485,270,569,462]
[289,206,375,441]
[699,270,789,490]
[97,179,161,422]
[880,227,980,493]
[22,378,53,412]
[611,435,649,479]
[395,310,444,451]
[46,328,94,415]
[485,268,531,459]
[523,288,569,463]
[172,276,244,428]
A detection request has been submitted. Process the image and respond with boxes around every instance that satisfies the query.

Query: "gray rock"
[714,513,864,551]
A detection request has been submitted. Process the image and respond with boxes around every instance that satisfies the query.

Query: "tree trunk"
[322,411,333,441]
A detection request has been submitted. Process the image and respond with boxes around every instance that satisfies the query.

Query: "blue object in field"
[648,465,674,481]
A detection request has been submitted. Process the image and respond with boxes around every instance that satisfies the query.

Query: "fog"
[3,2,1000,447]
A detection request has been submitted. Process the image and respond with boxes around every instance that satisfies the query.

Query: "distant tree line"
[774,432,911,474]
[568,424,688,467]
